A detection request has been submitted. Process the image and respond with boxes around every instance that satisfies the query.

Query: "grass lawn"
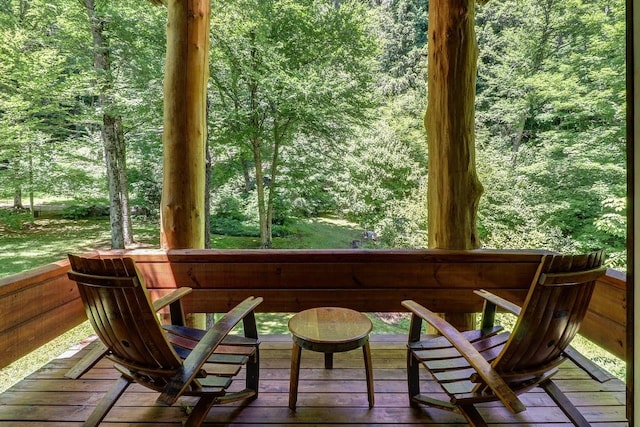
[0,217,160,279]
[0,216,374,279]
[0,219,111,278]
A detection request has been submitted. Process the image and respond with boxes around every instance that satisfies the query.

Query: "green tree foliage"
[0,0,627,266]
[0,1,91,207]
[376,0,428,96]
[0,1,166,224]
[337,120,427,247]
[208,0,379,247]
[475,0,626,267]
[335,0,428,247]
[77,1,166,223]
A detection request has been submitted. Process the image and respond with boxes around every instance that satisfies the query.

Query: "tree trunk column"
[426,0,484,331]
[426,0,483,250]
[161,0,210,249]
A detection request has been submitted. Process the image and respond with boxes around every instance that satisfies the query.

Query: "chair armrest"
[152,287,192,311]
[401,300,526,414]
[152,287,192,327]
[158,296,263,405]
[474,289,521,316]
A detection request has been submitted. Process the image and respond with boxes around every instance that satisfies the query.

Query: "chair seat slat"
[412,332,509,361]
[408,326,503,351]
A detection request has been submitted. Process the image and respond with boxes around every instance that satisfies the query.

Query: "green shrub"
[130,176,161,218]
[213,193,246,221]
[0,208,33,231]
[62,205,109,219]
[209,216,293,238]
[272,224,293,237]
[210,217,259,237]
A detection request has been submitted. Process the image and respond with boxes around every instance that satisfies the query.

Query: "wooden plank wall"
[581,268,626,359]
[0,249,627,369]
[108,249,545,313]
[0,260,86,369]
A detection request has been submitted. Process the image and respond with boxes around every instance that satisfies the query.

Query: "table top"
[288,307,372,345]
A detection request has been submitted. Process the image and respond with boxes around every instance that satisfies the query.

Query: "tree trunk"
[426,0,483,330]
[13,187,22,209]
[246,30,271,248]
[205,110,212,249]
[161,0,210,249]
[265,121,283,248]
[253,137,270,248]
[103,115,125,249]
[510,106,528,166]
[241,154,253,193]
[115,120,133,245]
[85,0,128,249]
[28,142,34,216]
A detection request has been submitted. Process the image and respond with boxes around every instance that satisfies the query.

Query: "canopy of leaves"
[475,0,626,267]
[0,0,627,268]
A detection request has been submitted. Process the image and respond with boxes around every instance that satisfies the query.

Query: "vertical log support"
[161,0,211,249]
[426,0,484,330]
[426,0,483,250]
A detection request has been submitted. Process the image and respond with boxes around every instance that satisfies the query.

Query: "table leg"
[289,342,302,410]
[324,352,334,369]
[363,341,374,408]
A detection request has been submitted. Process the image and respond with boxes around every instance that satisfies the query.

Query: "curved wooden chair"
[67,254,263,427]
[402,250,606,427]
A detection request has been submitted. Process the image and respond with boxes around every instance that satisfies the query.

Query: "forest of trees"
[0,0,627,267]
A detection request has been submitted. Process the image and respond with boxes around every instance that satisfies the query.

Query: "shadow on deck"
[0,334,628,426]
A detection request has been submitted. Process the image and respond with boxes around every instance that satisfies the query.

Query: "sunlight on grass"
[0,216,367,278]
[211,235,262,249]
[256,313,294,334]
[0,218,159,279]
[0,218,111,278]
[272,217,367,249]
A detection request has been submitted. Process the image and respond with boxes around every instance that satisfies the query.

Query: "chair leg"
[541,379,591,427]
[84,375,131,427]
[184,395,218,427]
[65,342,108,379]
[459,404,488,427]
[246,346,260,396]
[407,351,421,407]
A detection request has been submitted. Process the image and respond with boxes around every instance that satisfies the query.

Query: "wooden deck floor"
[0,334,629,426]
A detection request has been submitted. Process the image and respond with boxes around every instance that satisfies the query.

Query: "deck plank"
[0,335,628,426]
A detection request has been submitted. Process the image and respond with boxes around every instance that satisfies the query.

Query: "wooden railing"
[0,249,627,369]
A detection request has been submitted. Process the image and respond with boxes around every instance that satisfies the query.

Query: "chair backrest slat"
[493,250,605,376]
[68,271,138,287]
[539,268,607,286]
[68,255,182,381]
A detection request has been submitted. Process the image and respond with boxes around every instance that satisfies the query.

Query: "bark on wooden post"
[426,0,484,330]
[160,0,210,249]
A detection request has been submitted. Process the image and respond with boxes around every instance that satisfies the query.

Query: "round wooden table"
[287,307,374,409]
